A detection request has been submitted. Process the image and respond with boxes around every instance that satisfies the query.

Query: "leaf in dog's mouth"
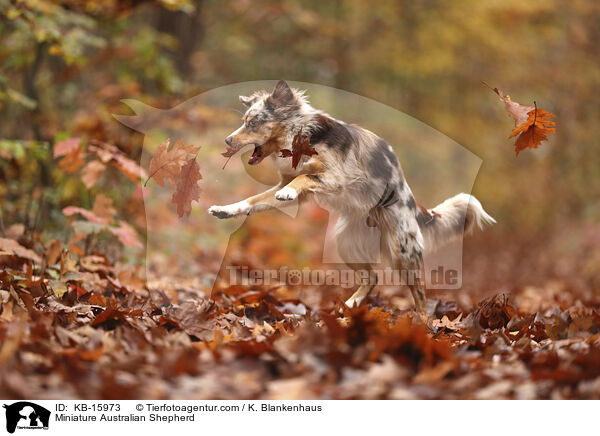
[221,146,240,158]
[222,143,259,169]
[221,143,263,168]
[248,145,263,165]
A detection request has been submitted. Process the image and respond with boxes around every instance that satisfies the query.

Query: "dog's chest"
[272,153,306,177]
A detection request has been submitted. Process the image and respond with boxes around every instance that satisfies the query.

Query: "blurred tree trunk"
[156,1,204,76]
[23,41,46,141]
[332,0,351,91]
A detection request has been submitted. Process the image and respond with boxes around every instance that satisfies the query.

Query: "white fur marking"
[275,186,297,201]
[208,200,250,219]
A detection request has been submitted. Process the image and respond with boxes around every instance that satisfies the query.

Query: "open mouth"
[222,143,264,165]
[248,144,263,165]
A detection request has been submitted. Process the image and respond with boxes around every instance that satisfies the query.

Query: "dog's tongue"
[248,145,263,165]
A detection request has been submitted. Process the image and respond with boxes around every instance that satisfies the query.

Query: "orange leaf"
[58,147,84,174]
[509,108,556,156]
[171,158,202,217]
[485,84,557,156]
[54,137,81,158]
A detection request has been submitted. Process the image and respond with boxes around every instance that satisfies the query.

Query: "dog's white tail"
[417,193,495,253]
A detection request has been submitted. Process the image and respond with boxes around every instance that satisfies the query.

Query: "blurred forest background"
[0,0,599,399]
[2,0,599,259]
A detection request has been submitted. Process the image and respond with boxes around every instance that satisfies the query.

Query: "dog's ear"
[269,80,295,107]
[239,95,257,107]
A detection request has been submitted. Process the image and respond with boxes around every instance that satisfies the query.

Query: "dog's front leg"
[275,174,321,202]
[208,199,252,219]
[209,182,290,219]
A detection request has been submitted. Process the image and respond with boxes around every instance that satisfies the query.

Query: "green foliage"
[0,0,598,242]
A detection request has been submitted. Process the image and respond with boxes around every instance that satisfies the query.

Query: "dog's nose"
[225,136,233,146]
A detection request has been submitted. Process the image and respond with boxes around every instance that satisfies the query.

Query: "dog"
[208,80,495,313]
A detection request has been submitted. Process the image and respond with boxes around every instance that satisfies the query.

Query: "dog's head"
[225,80,304,165]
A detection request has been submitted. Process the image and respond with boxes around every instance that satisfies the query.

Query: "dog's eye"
[248,119,258,128]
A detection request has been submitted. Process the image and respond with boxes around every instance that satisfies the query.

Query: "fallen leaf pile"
[1,229,600,399]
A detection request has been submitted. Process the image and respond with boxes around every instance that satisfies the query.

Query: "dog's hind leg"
[344,265,378,308]
[396,249,427,316]
[407,253,427,315]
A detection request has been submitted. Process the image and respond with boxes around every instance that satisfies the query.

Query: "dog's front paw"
[208,205,233,219]
[208,202,249,219]
[275,186,297,201]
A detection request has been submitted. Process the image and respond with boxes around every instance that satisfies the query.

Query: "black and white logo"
[3,402,50,434]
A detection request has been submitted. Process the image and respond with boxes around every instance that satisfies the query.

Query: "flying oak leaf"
[279,129,317,169]
[486,84,557,156]
[171,158,202,218]
[147,138,199,187]
[487,84,534,126]
[509,108,556,156]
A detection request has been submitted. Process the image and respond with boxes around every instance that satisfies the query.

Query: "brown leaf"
[45,239,61,265]
[111,153,144,182]
[62,206,107,225]
[487,84,534,126]
[91,194,116,223]
[476,294,515,329]
[88,140,147,181]
[54,137,81,158]
[108,221,142,248]
[147,138,199,187]
[0,238,41,263]
[279,128,317,169]
[221,145,239,158]
[91,299,129,326]
[81,160,106,188]
[80,255,109,272]
[58,147,84,174]
[431,314,463,331]
[171,158,202,217]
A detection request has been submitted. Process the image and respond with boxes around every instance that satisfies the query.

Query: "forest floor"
[1,210,600,400]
